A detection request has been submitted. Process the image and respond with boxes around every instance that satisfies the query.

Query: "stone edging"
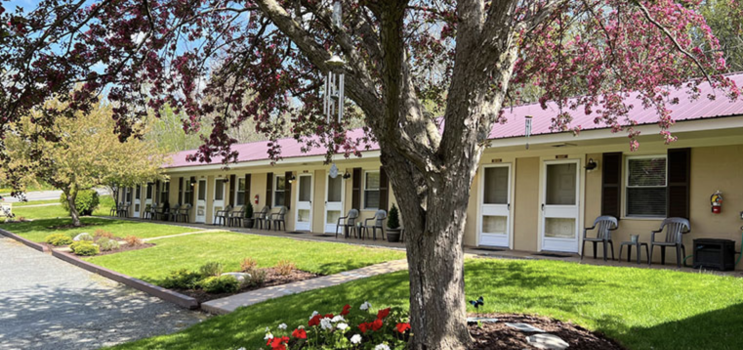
[51,250,199,310]
[0,227,50,253]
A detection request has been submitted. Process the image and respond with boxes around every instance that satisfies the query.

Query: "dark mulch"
[96,243,155,256]
[468,313,626,350]
[47,222,101,230]
[175,268,319,303]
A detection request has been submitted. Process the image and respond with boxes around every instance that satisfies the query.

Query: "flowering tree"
[1,0,741,348]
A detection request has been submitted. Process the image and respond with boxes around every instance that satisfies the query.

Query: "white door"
[324,174,344,233]
[196,179,207,223]
[145,183,153,210]
[479,164,512,247]
[541,160,580,253]
[133,185,141,218]
[295,174,313,231]
[212,179,227,224]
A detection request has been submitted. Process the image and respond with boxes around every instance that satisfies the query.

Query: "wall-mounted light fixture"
[287,175,297,184]
[342,171,351,180]
[190,178,196,187]
[585,158,598,172]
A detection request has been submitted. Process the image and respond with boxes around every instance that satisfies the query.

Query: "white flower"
[298,325,305,329]
[320,317,333,330]
[374,344,391,350]
[331,315,345,323]
[265,327,270,332]
[278,323,287,330]
[350,334,362,344]
[337,323,349,331]
[237,348,246,350]
[309,311,319,320]
[264,333,274,340]
[360,301,372,311]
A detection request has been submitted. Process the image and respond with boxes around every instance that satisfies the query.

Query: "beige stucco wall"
[513,157,540,252]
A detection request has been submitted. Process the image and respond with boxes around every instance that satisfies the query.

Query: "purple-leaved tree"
[1,0,741,348]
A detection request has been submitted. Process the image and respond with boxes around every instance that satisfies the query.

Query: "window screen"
[364,171,380,209]
[236,178,246,205]
[626,157,667,217]
[274,175,285,207]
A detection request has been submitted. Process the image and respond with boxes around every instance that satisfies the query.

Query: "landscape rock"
[505,322,545,333]
[526,333,569,350]
[221,272,250,284]
[73,233,94,241]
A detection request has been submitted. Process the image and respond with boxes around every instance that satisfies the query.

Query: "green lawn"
[0,217,201,242]
[10,199,60,206]
[110,258,743,350]
[86,232,406,284]
[9,195,115,220]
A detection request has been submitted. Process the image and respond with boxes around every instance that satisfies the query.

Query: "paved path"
[0,237,207,350]
[202,259,409,314]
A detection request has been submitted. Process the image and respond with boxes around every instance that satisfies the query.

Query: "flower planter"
[387,228,401,243]
[244,219,254,228]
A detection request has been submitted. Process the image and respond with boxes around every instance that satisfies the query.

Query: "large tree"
[4,99,166,226]
[1,0,741,348]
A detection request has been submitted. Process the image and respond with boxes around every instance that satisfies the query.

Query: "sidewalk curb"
[51,250,200,310]
[0,227,50,253]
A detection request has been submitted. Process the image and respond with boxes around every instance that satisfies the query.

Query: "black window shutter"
[284,171,292,209]
[379,166,389,212]
[155,180,161,203]
[189,177,196,205]
[266,172,273,208]
[178,177,183,204]
[245,174,252,207]
[601,152,622,219]
[229,174,236,206]
[352,167,362,210]
[667,148,691,219]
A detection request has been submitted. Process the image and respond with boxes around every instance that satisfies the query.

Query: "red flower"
[371,318,384,331]
[292,328,307,339]
[308,314,322,327]
[396,322,411,333]
[324,313,334,319]
[267,336,289,350]
[377,308,391,319]
[341,304,351,316]
[358,322,369,333]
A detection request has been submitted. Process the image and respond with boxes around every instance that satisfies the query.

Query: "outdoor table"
[619,240,649,264]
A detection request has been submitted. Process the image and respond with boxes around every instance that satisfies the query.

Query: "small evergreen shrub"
[275,259,296,276]
[198,275,239,293]
[199,262,224,277]
[96,237,120,251]
[45,233,73,246]
[161,269,202,289]
[60,190,100,216]
[124,235,142,247]
[240,257,258,272]
[70,241,99,256]
[387,204,401,229]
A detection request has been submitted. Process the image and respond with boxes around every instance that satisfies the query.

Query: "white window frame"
[363,170,381,210]
[274,175,286,207]
[235,177,246,206]
[624,155,668,218]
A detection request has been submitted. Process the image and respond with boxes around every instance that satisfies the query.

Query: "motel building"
[117,73,743,269]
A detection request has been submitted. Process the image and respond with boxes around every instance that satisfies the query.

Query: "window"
[185,181,194,204]
[236,178,246,206]
[161,182,170,204]
[274,175,286,207]
[146,183,153,200]
[135,185,141,200]
[363,171,380,209]
[626,156,667,217]
[125,187,132,202]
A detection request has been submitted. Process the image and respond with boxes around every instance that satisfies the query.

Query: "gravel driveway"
[0,237,207,350]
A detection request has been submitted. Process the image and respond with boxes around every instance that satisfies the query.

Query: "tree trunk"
[64,188,81,227]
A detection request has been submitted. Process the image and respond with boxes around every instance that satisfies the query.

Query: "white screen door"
[212,179,226,224]
[133,185,141,218]
[324,175,344,233]
[479,164,511,247]
[295,174,313,231]
[196,179,207,223]
[541,160,580,252]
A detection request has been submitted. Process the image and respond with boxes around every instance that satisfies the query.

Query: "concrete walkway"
[202,259,409,314]
[0,237,207,350]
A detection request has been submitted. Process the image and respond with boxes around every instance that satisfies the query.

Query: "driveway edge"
[51,250,200,310]
[0,227,50,253]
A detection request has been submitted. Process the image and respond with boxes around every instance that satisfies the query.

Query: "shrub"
[198,275,239,294]
[97,237,120,251]
[245,203,254,218]
[124,235,142,247]
[240,257,258,272]
[70,241,99,256]
[94,229,114,239]
[161,269,202,289]
[275,259,296,276]
[246,268,267,287]
[387,204,400,229]
[59,189,100,216]
[45,233,73,246]
[199,262,224,277]
[73,232,94,241]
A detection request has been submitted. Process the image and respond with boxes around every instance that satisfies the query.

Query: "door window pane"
[198,181,206,200]
[299,176,312,202]
[546,163,576,205]
[327,210,341,224]
[298,209,310,222]
[136,185,141,199]
[483,216,507,234]
[545,218,576,238]
[328,176,342,202]
[483,167,508,204]
[215,180,224,200]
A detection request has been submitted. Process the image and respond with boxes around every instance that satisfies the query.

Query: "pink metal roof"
[166,73,743,168]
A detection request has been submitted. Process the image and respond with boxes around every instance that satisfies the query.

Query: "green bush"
[246,269,267,287]
[199,262,224,277]
[387,204,400,229]
[198,275,239,294]
[161,269,202,290]
[45,233,73,246]
[97,237,120,251]
[70,241,99,256]
[60,190,100,216]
